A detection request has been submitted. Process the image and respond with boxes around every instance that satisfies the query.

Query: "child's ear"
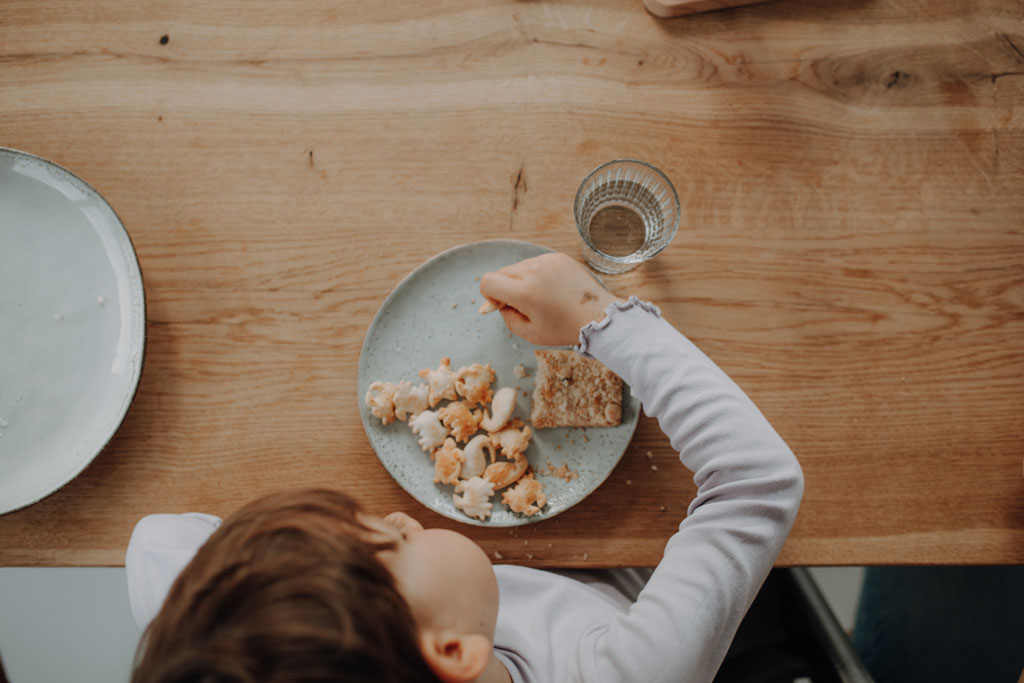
[418,630,492,682]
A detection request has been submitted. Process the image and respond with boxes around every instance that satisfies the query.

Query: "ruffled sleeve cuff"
[576,296,662,358]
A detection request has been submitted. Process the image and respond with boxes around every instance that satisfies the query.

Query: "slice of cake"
[530,349,623,428]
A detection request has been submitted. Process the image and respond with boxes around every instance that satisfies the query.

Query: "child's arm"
[482,254,804,683]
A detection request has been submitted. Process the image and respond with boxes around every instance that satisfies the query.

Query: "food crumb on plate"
[513,363,528,378]
[544,460,579,482]
[451,302,458,309]
[53,313,63,323]
[97,295,106,306]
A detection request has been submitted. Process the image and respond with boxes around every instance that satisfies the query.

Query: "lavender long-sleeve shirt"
[126,298,803,683]
[491,298,803,682]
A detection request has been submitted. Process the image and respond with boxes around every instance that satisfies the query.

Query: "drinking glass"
[574,159,680,274]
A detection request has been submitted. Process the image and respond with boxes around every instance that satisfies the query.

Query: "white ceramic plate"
[358,240,640,526]
[0,148,146,515]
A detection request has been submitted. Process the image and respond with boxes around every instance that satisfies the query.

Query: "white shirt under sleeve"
[125,512,221,630]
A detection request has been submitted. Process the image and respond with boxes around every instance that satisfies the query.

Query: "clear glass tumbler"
[574,159,680,274]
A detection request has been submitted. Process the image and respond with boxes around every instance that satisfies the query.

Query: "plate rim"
[357,239,640,527]
[0,146,148,515]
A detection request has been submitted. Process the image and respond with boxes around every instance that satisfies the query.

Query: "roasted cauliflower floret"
[408,410,449,452]
[502,473,547,517]
[418,357,458,407]
[482,452,528,490]
[455,363,495,406]
[480,387,516,432]
[432,438,465,485]
[492,420,533,458]
[462,434,498,480]
[453,476,495,521]
[393,380,429,421]
[437,401,484,442]
[365,381,398,425]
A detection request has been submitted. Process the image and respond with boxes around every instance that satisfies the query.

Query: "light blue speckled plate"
[0,148,146,515]
[358,240,640,526]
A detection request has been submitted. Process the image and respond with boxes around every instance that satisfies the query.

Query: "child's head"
[132,489,500,683]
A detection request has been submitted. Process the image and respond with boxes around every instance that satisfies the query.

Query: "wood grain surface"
[643,0,773,19]
[1,0,1022,567]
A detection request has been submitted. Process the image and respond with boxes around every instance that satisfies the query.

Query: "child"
[126,251,804,683]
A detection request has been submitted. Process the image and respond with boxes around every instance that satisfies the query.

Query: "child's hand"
[479,252,620,346]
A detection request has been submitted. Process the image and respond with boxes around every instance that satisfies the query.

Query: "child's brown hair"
[131,489,441,683]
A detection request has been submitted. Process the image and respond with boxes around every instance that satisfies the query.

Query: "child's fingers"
[499,306,532,338]
[480,271,527,309]
[491,261,527,278]
[492,259,532,279]
[384,512,423,535]
[499,305,530,327]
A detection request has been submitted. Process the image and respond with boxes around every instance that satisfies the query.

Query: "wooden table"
[2,0,1022,567]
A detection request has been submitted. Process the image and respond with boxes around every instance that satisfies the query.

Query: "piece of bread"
[530,350,622,428]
